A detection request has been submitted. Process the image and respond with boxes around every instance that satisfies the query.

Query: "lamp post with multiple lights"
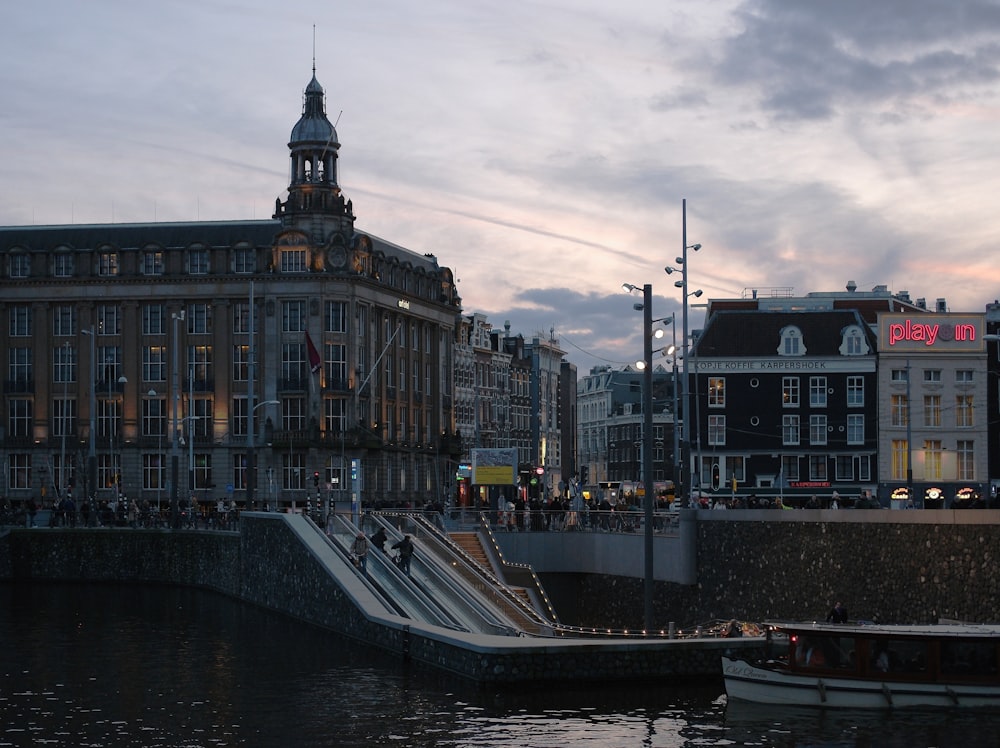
[621,281,656,635]
[170,309,185,528]
[664,198,701,507]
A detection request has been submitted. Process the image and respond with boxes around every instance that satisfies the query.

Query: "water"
[2,583,1000,747]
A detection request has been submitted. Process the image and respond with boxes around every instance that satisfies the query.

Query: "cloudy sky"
[3,1,1000,369]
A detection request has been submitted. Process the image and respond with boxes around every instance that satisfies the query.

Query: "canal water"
[2,582,999,747]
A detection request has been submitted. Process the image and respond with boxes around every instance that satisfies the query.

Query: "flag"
[305,330,321,374]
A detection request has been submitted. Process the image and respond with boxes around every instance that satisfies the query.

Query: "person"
[351,531,369,574]
[392,534,414,576]
[830,491,840,510]
[723,619,743,638]
[26,497,38,527]
[827,601,848,623]
[370,526,388,554]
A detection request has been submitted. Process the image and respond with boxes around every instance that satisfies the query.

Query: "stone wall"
[551,511,1000,630]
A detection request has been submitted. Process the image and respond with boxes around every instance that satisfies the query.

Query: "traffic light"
[711,464,721,492]
[313,471,320,488]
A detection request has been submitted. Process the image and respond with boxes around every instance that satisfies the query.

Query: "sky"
[3,0,1000,370]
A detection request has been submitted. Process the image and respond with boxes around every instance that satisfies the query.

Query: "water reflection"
[2,582,999,747]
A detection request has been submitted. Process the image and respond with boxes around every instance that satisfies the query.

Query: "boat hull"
[723,656,1000,709]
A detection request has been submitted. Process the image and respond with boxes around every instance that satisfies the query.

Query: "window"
[923,440,942,480]
[890,395,908,427]
[325,343,346,388]
[233,345,249,382]
[808,455,828,481]
[280,248,307,272]
[856,455,871,482]
[54,344,76,384]
[956,395,974,427]
[708,377,725,407]
[189,345,213,386]
[780,455,799,483]
[9,305,31,337]
[841,326,867,355]
[191,396,213,439]
[143,453,165,493]
[923,395,941,427]
[324,397,345,434]
[891,439,908,481]
[142,304,166,335]
[188,248,209,275]
[98,305,121,336]
[809,377,827,407]
[9,253,30,278]
[924,369,942,383]
[835,455,854,481]
[193,453,211,491]
[782,377,799,407]
[143,396,166,437]
[847,376,864,407]
[53,252,74,278]
[282,397,305,431]
[8,398,32,437]
[234,247,256,274]
[9,347,32,386]
[956,369,974,384]
[98,251,119,276]
[782,414,800,445]
[53,305,76,337]
[8,453,31,489]
[282,343,306,385]
[810,415,827,445]
[725,455,746,482]
[778,326,804,356]
[847,414,864,445]
[326,301,347,333]
[188,304,212,334]
[708,415,726,445]
[956,440,974,481]
[891,368,908,383]
[143,346,167,383]
[53,397,76,438]
[142,250,164,275]
[232,397,248,436]
[282,301,306,333]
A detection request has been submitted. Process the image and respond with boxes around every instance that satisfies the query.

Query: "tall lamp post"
[664,198,701,507]
[59,341,70,498]
[149,389,162,511]
[622,282,655,635]
[170,309,185,528]
[112,374,127,504]
[82,326,97,522]
[248,400,279,510]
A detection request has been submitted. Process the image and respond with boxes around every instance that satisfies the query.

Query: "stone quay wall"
[0,516,762,684]
[565,509,1000,631]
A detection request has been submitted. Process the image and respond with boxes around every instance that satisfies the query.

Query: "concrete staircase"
[450,531,492,570]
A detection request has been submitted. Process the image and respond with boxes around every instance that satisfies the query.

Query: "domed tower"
[274,65,355,242]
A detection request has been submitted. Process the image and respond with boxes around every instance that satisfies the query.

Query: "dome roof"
[289,74,338,147]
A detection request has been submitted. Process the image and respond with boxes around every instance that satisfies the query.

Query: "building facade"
[0,69,461,514]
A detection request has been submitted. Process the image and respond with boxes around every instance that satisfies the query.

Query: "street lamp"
[60,341,70,499]
[82,326,97,523]
[112,374,127,504]
[664,198,701,507]
[622,281,655,635]
[149,389,161,511]
[170,309,185,528]
[248,399,279,511]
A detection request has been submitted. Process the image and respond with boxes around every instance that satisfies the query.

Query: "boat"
[722,620,1000,708]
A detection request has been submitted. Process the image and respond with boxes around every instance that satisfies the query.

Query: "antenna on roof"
[312,25,316,75]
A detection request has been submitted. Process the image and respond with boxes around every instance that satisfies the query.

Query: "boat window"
[870,639,928,675]
[792,634,857,670]
[941,641,998,677]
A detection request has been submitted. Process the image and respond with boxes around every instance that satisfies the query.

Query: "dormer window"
[53,252,74,278]
[839,325,869,356]
[9,252,30,278]
[142,250,164,276]
[98,251,119,277]
[778,325,805,356]
[189,248,209,275]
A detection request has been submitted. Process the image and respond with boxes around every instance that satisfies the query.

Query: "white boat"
[723,620,1000,708]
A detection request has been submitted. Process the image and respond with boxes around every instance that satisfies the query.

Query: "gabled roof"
[693,309,877,357]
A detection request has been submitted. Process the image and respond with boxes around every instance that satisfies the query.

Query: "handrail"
[478,516,560,623]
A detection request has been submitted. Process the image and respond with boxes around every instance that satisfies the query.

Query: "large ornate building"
[0,69,462,513]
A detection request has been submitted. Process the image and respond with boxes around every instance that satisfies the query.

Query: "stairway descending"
[450,531,542,622]
[450,532,492,570]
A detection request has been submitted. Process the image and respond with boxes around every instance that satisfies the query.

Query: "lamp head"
[688,243,701,251]
[622,282,640,293]
[664,266,675,275]
[633,302,644,312]
[693,289,704,298]
[674,280,684,289]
